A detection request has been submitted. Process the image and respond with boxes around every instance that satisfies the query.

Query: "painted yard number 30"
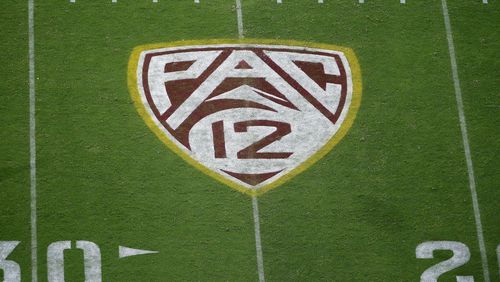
[0,241,101,282]
[1,241,499,281]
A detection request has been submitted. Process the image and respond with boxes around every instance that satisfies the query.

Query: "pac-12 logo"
[128,40,362,196]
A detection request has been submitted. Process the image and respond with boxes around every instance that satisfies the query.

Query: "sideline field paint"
[28,0,38,280]
[440,0,490,281]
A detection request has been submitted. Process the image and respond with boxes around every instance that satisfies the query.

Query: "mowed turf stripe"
[35,1,257,280]
[440,0,490,280]
[445,1,500,281]
[242,0,488,280]
[0,1,32,281]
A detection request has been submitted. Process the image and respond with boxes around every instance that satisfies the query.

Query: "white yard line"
[28,0,38,281]
[252,197,265,282]
[235,0,244,39]
[234,1,266,280]
[440,1,490,281]
[497,245,500,277]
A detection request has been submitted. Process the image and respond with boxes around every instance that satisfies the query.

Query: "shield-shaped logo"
[128,40,361,196]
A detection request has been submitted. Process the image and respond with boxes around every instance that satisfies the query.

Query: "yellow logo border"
[128,39,362,197]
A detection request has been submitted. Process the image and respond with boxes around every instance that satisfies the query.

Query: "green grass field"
[1,0,499,281]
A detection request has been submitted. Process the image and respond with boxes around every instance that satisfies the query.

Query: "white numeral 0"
[47,241,102,282]
[416,241,474,282]
[0,241,21,282]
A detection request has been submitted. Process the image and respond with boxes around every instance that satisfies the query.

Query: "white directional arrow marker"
[119,246,159,259]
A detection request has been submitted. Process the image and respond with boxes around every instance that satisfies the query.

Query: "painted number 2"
[416,241,473,282]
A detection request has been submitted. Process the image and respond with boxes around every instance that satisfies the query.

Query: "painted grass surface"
[0,0,498,281]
